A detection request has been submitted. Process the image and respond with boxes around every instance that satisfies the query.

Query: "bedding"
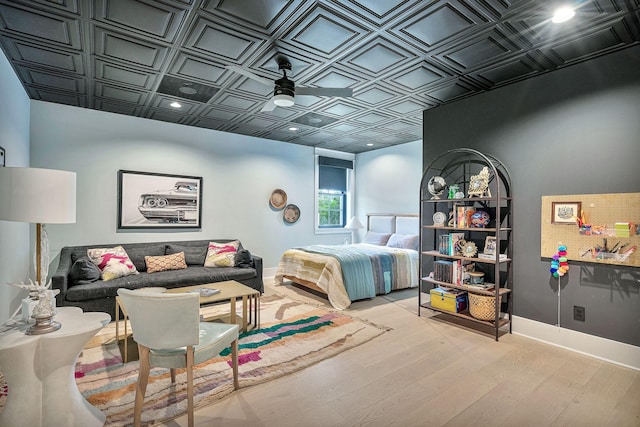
[274,214,419,309]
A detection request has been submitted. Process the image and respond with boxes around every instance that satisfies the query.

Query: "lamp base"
[26,314,61,335]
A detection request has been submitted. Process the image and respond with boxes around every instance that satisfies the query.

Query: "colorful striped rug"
[68,293,387,426]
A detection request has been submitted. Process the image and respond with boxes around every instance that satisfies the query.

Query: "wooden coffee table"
[116,280,260,362]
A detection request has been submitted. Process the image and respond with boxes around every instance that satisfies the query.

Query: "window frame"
[314,150,355,234]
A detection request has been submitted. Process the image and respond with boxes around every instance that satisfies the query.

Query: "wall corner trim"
[512,316,640,371]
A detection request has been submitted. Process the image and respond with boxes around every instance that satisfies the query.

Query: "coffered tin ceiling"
[0,0,638,153]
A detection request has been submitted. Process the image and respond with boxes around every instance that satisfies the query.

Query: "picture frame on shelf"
[117,170,203,229]
[483,236,497,255]
[551,201,581,225]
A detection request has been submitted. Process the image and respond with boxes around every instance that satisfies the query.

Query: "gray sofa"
[52,239,263,318]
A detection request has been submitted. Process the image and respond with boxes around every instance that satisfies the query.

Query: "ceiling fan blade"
[296,87,353,97]
[261,97,277,112]
[226,65,273,87]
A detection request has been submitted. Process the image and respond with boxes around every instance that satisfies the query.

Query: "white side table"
[0,306,111,427]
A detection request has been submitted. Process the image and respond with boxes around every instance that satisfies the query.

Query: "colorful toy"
[550,245,569,277]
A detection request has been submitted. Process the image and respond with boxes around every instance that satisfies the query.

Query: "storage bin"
[468,293,501,321]
[430,287,467,313]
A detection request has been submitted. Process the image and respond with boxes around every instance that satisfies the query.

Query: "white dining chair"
[117,288,239,427]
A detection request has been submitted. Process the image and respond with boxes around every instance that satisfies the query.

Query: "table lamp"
[0,167,76,334]
[344,216,364,244]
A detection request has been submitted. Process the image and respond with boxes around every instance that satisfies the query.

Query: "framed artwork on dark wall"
[117,170,202,229]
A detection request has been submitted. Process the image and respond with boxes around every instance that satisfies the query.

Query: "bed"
[274,214,419,309]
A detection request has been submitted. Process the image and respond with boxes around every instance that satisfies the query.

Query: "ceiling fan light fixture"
[273,94,295,107]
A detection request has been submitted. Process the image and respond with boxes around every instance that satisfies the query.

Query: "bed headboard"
[366,213,419,235]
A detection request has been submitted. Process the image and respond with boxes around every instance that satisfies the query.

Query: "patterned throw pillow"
[204,240,239,267]
[87,246,139,281]
[145,252,187,273]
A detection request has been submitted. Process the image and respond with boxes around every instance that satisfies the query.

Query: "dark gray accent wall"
[423,46,640,347]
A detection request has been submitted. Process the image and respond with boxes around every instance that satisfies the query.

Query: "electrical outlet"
[574,305,585,322]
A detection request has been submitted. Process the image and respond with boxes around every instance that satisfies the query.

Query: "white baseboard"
[264,271,639,371]
[263,267,277,279]
[513,316,640,371]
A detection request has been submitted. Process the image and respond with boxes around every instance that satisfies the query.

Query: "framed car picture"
[117,170,202,229]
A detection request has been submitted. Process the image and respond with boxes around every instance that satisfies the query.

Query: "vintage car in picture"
[138,181,199,223]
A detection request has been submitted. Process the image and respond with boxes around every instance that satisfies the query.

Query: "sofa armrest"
[251,254,263,280]
[51,247,74,306]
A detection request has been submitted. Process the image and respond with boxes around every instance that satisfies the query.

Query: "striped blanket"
[275,243,418,309]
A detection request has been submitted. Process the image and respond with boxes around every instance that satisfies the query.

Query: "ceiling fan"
[226,55,353,112]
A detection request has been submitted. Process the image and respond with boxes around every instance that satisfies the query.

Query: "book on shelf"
[449,232,465,256]
[477,253,507,261]
[465,282,495,291]
[456,206,475,228]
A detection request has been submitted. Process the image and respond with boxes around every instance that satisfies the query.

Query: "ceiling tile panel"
[284,3,372,57]
[390,62,448,90]
[17,66,84,92]
[1,37,84,73]
[354,85,396,105]
[0,0,637,153]
[396,1,488,50]
[93,26,168,69]
[27,86,86,106]
[144,108,190,124]
[0,2,82,49]
[346,37,414,76]
[94,59,156,90]
[94,98,143,116]
[183,17,264,63]
[169,53,226,84]
[93,0,187,42]
[210,0,295,31]
[439,28,522,71]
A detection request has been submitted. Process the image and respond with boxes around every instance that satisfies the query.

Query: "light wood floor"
[156,279,640,427]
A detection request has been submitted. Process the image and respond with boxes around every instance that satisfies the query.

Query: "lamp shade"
[0,167,76,224]
[344,216,364,230]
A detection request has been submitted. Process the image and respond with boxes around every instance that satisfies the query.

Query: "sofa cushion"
[204,240,239,267]
[166,243,207,265]
[235,249,253,268]
[123,244,166,272]
[145,252,187,273]
[87,246,139,281]
[69,257,101,286]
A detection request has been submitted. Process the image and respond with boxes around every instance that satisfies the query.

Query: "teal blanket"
[296,245,376,301]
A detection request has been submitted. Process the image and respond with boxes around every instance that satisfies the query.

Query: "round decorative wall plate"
[269,189,287,210]
[433,211,447,226]
[283,204,300,224]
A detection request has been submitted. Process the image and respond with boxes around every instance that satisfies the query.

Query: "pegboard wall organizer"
[541,193,639,267]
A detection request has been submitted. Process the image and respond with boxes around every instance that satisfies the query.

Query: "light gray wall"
[423,46,640,346]
[355,140,422,241]
[0,49,31,322]
[29,101,353,272]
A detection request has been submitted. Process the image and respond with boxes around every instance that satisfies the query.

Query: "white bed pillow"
[386,233,419,251]
[362,231,392,246]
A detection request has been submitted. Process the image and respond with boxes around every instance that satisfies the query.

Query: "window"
[316,155,353,229]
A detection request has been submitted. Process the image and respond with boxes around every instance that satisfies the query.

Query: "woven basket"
[468,293,501,321]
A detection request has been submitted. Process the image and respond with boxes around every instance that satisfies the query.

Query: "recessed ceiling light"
[366,143,374,146]
[552,6,575,23]
[169,101,182,108]
[289,127,298,131]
